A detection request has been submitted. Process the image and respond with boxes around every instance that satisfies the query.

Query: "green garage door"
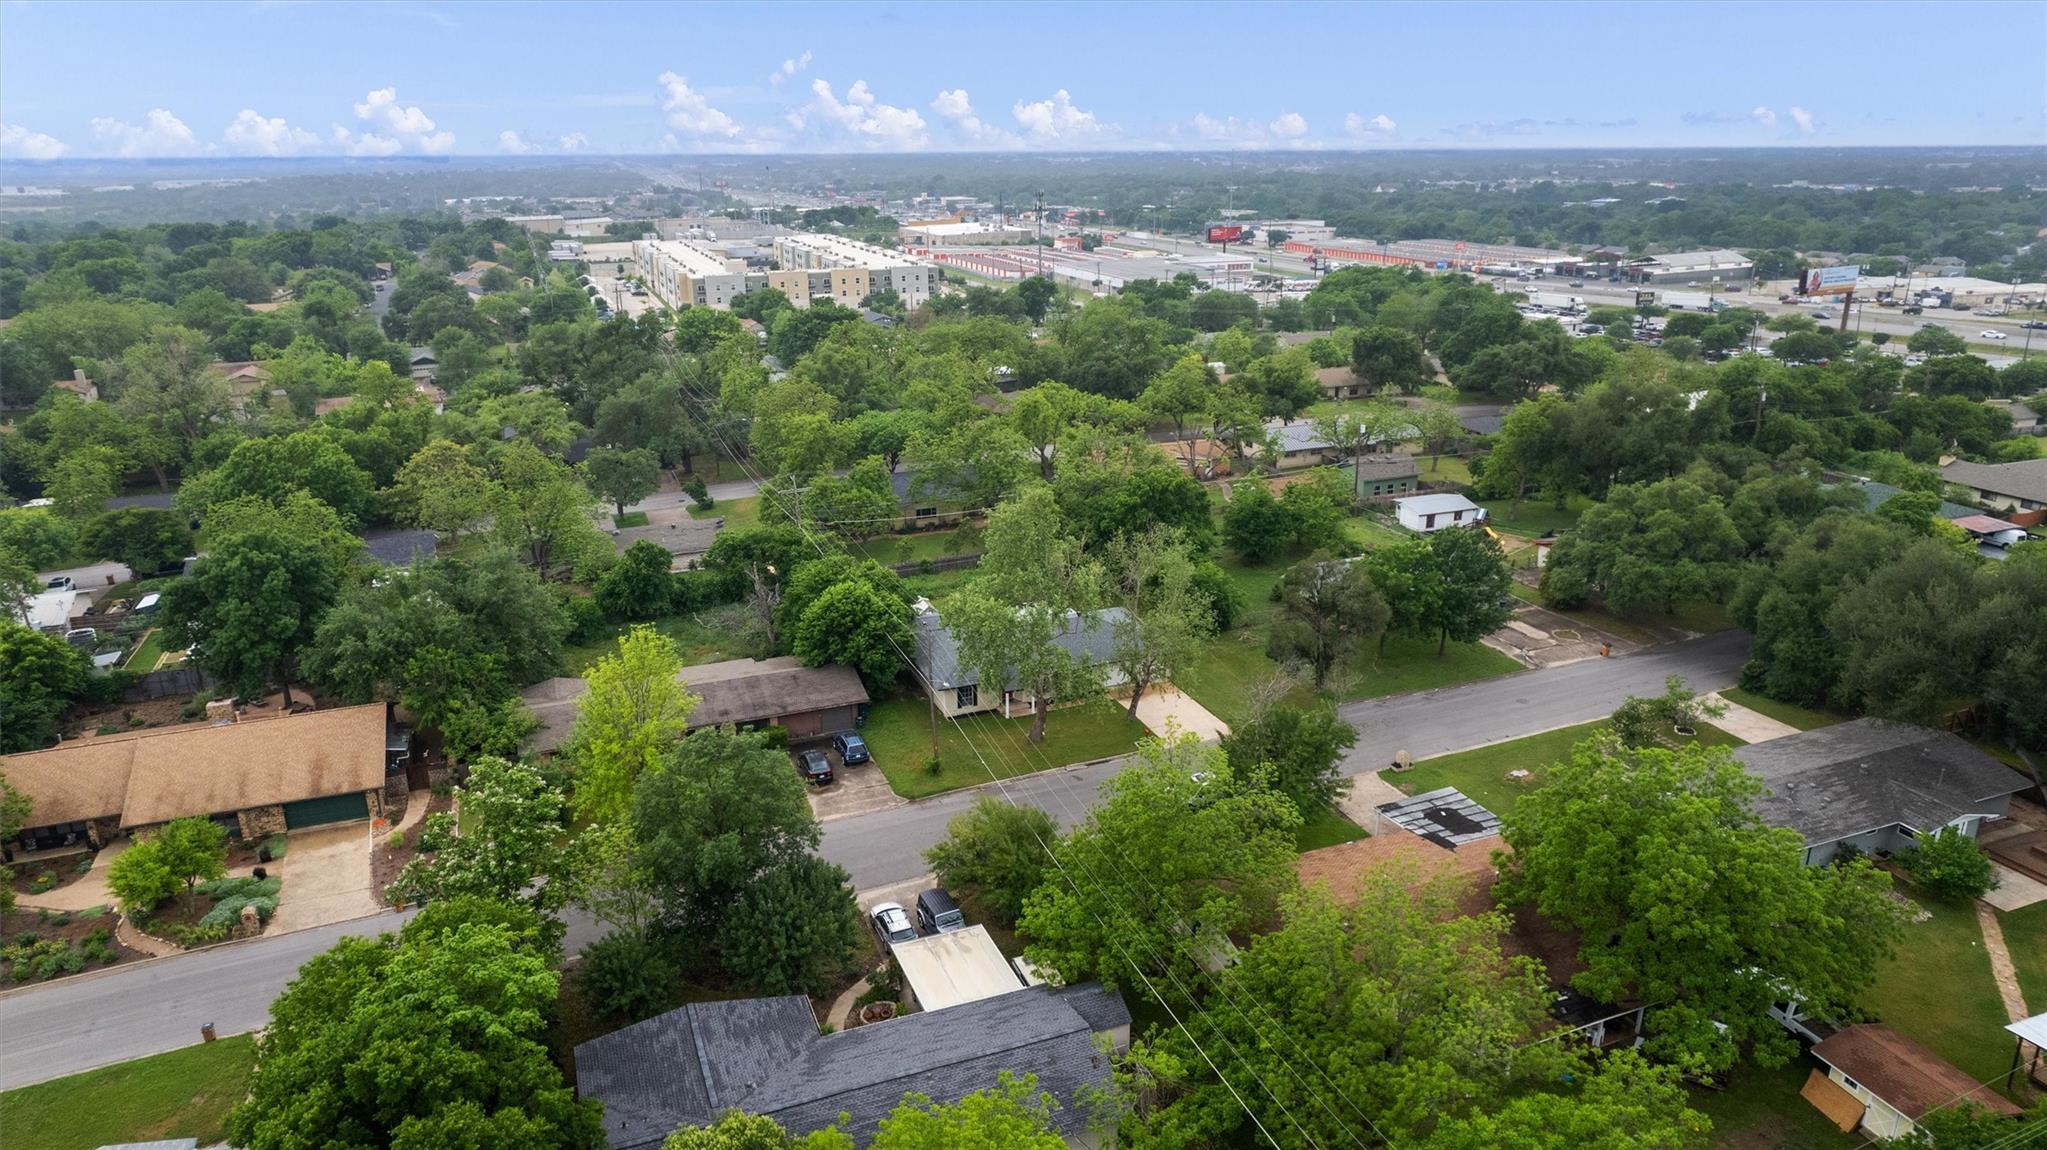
[282,792,367,829]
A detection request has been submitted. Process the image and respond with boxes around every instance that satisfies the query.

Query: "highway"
[0,630,1747,1089]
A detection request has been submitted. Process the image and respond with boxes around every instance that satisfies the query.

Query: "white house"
[1394,493,1487,534]
[910,599,1128,720]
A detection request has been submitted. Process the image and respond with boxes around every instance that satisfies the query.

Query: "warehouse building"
[1624,249,1755,284]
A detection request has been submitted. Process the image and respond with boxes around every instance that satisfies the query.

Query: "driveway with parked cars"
[797,740,903,822]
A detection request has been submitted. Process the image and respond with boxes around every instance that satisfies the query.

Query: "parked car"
[796,749,835,786]
[871,902,917,947]
[62,627,95,649]
[1902,305,1923,315]
[1568,280,1585,288]
[45,575,74,591]
[832,732,871,765]
[916,888,966,934]
[1980,330,2009,340]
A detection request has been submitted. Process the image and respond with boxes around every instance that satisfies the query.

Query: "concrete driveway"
[1125,684,1230,743]
[265,822,379,933]
[802,745,903,822]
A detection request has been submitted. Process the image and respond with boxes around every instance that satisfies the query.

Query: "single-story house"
[2,703,390,854]
[1940,457,2047,527]
[1346,453,1420,498]
[211,361,278,411]
[1987,399,2045,437]
[574,983,1128,1149]
[1839,478,1978,522]
[1732,719,2028,866]
[1161,438,1232,478]
[520,656,869,753]
[1803,1023,2021,1139]
[1394,493,1487,534]
[910,600,1127,720]
[1313,364,1370,401]
[408,347,438,385]
[356,527,439,568]
[1263,420,1341,469]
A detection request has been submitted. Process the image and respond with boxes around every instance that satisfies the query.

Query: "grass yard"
[612,510,649,529]
[1414,454,1475,487]
[1999,901,2047,1013]
[1345,514,1413,550]
[123,627,168,672]
[1343,634,1522,702]
[1379,718,1746,817]
[1861,891,2011,1083]
[1691,1061,1855,1149]
[898,563,979,603]
[0,1034,257,1150]
[854,529,973,568]
[1176,632,1310,729]
[1295,806,1369,852]
[1717,689,1851,732]
[861,694,1147,800]
[690,494,761,533]
[558,603,752,675]
[1477,493,1595,537]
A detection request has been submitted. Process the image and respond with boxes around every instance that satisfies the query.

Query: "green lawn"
[1717,689,1851,732]
[1861,892,2011,1083]
[1478,494,1595,537]
[1344,515,1413,550]
[1999,901,2047,1014]
[558,603,752,675]
[1343,634,1523,702]
[861,694,1148,800]
[1379,719,1746,817]
[1176,632,1311,730]
[854,529,973,568]
[123,627,168,672]
[1414,454,1475,487]
[0,1034,257,1150]
[612,510,649,528]
[690,494,761,532]
[1691,1061,1855,1149]
[1295,806,1369,852]
[898,563,980,603]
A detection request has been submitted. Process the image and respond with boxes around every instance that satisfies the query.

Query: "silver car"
[871,902,917,947]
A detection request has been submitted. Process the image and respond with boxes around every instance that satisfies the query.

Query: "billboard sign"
[1206,224,1244,245]
[1635,290,1657,308]
[1803,265,1861,297]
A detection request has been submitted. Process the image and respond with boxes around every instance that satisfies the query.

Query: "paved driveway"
[1127,684,1230,743]
[266,822,379,933]
[803,746,904,822]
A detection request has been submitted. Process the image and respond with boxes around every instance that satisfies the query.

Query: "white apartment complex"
[632,233,931,313]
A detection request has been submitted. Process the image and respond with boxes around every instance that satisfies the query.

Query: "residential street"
[0,630,1747,1089]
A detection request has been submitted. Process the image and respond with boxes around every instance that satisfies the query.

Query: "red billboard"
[1206,224,1244,245]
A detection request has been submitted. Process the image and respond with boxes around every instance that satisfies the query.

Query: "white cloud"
[658,72,741,140]
[1011,89,1105,142]
[332,123,402,156]
[90,108,203,157]
[931,88,1013,146]
[1270,111,1308,139]
[800,79,927,148]
[1789,106,1815,134]
[1345,112,1397,137]
[768,49,813,88]
[498,129,537,154]
[558,132,590,151]
[1751,105,1779,129]
[348,87,455,153]
[222,109,319,156]
[0,122,67,160]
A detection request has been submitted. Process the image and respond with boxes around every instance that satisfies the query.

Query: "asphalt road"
[0,629,1748,1089]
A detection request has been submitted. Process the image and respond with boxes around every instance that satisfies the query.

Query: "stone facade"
[236,804,287,840]
[86,816,121,849]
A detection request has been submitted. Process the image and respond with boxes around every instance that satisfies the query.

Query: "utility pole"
[1035,189,1046,280]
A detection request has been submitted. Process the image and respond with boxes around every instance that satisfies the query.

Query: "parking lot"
[797,740,903,822]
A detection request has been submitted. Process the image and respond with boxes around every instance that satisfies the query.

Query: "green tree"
[869,1072,1068,1150]
[493,441,604,578]
[79,506,191,574]
[1101,528,1214,718]
[565,626,697,825]
[225,900,603,1150]
[0,773,29,912]
[805,455,900,541]
[571,821,662,934]
[1220,705,1358,816]
[162,525,342,707]
[45,444,122,520]
[1314,404,1413,499]
[1497,737,1904,1072]
[0,621,90,751]
[1021,736,1300,1002]
[583,446,662,519]
[596,540,675,622]
[1423,525,1513,656]
[108,325,231,489]
[1015,276,1058,324]
[107,817,228,915]
[632,726,819,943]
[1905,325,1967,356]
[719,854,861,997]
[1413,1051,1709,1150]
[662,1111,851,1150]
[923,797,1059,929]
[1220,480,1295,563]
[1541,478,1743,615]
[1895,825,1997,903]
[1140,353,1213,443]
[194,432,377,526]
[392,439,495,541]
[1827,539,1983,725]
[792,577,912,695]
[1363,536,1438,655]
[1267,556,1390,689]
[387,757,582,946]
[1351,324,1431,394]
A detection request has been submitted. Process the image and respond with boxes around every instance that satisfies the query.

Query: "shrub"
[33,944,84,980]
[1896,827,1996,902]
[180,690,217,721]
[682,474,712,509]
[579,928,679,1022]
[29,871,57,893]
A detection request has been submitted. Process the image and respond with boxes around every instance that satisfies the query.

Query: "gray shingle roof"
[1376,786,1503,847]
[1941,458,2047,504]
[1346,453,1419,482]
[356,528,439,567]
[575,985,1122,1148]
[1845,480,1978,521]
[911,605,1127,691]
[677,656,870,728]
[1733,719,2028,847]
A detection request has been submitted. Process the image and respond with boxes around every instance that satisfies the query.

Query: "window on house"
[1839,1074,1860,1092]
[956,684,978,708]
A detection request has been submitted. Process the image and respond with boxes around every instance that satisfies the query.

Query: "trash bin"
[201,1022,217,1043]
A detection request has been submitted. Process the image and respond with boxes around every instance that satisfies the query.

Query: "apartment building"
[771,233,932,309]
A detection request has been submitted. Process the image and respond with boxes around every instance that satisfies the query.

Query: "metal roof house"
[1733,719,2028,866]
[910,600,1128,721]
[1393,493,1487,534]
[574,984,1128,1148]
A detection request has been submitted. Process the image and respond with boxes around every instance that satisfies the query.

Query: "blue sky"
[3,1,2042,159]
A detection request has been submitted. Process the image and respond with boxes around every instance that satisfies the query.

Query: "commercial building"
[1623,249,1755,284]
[632,233,932,312]
[1283,237,1577,274]
[897,220,1035,246]
[771,234,933,309]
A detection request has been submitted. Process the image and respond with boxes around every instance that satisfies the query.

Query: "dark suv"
[832,732,871,765]
[796,749,834,785]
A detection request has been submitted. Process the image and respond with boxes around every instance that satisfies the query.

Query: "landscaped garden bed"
[1,905,144,985]
[129,875,282,949]
[370,790,455,904]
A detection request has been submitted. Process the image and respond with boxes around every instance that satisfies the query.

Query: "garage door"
[282,792,367,829]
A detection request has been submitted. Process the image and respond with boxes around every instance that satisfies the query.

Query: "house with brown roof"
[50,369,98,403]
[2,704,391,855]
[521,657,870,754]
[1803,1023,2022,1139]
